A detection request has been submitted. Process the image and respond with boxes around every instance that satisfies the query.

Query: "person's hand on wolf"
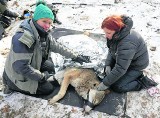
[96,66,111,91]
[72,54,91,64]
[97,82,109,91]
[39,71,51,83]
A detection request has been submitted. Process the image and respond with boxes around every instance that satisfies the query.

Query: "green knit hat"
[33,4,54,21]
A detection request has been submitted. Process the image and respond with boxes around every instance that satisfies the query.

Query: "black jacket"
[103,15,149,86]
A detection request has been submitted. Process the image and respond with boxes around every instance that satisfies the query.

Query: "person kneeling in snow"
[97,15,157,92]
[2,1,90,95]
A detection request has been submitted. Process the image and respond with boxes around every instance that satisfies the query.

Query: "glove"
[104,66,111,75]
[97,82,109,91]
[72,55,91,64]
[40,71,51,83]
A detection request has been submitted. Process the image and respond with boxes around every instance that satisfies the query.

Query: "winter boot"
[137,75,158,89]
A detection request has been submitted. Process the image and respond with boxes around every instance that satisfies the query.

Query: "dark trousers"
[110,69,143,93]
[2,60,55,95]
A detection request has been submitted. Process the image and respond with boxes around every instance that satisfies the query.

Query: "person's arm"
[103,42,136,86]
[12,32,43,81]
[49,36,90,63]
[105,51,115,66]
[49,36,78,59]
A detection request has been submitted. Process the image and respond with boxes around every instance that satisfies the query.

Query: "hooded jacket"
[4,19,78,94]
[103,15,149,86]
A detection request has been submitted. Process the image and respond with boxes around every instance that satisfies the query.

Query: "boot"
[137,75,158,89]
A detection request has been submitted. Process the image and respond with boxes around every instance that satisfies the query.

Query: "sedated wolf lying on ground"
[49,67,110,113]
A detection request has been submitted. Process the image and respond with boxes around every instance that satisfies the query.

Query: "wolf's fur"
[49,68,109,112]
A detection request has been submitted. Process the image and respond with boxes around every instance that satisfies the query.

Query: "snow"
[0,0,160,117]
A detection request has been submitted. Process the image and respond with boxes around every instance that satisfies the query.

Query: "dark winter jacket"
[4,19,78,94]
[103,15,149,86]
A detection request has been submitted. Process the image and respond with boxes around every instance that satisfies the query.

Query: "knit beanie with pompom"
[33,0,54,21]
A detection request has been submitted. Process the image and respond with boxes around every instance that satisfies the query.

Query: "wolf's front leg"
[49,94,63,105]
[49,75,71,105]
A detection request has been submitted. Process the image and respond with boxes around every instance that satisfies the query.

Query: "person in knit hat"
[2,1,90,95]
[29,0,62,24]
[33,2,54,21]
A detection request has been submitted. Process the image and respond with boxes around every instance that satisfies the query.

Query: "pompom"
[36,0,46,6]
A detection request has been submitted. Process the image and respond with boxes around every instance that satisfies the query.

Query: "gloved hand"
[97,82,109,91]
[40,71,51,83]
[72,55,91,64]
[104,66,111,75]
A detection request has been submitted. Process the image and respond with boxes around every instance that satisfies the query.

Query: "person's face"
[37,18,53,32]
[103,27,116,40]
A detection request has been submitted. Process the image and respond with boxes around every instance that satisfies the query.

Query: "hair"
[101,15,125,32]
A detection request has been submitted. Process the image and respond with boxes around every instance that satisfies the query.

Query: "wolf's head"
[83,89,108,113]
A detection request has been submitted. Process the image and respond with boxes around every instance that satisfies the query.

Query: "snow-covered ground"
[0,0,160,117]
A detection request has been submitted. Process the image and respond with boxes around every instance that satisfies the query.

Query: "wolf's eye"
[93,84,97,86]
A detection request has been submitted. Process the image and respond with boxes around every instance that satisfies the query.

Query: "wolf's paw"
[49,98,57,105]
[82,105,92,115]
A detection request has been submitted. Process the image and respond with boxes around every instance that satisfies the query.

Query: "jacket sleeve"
[105,51,115,66]
[12,32,43,81]
[49,36,78,59]
[103,41,136,86]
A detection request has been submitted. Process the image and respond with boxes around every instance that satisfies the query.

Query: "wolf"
[49,67,110,113]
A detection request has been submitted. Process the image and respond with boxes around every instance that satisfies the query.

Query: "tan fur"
[49,68,108,107]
